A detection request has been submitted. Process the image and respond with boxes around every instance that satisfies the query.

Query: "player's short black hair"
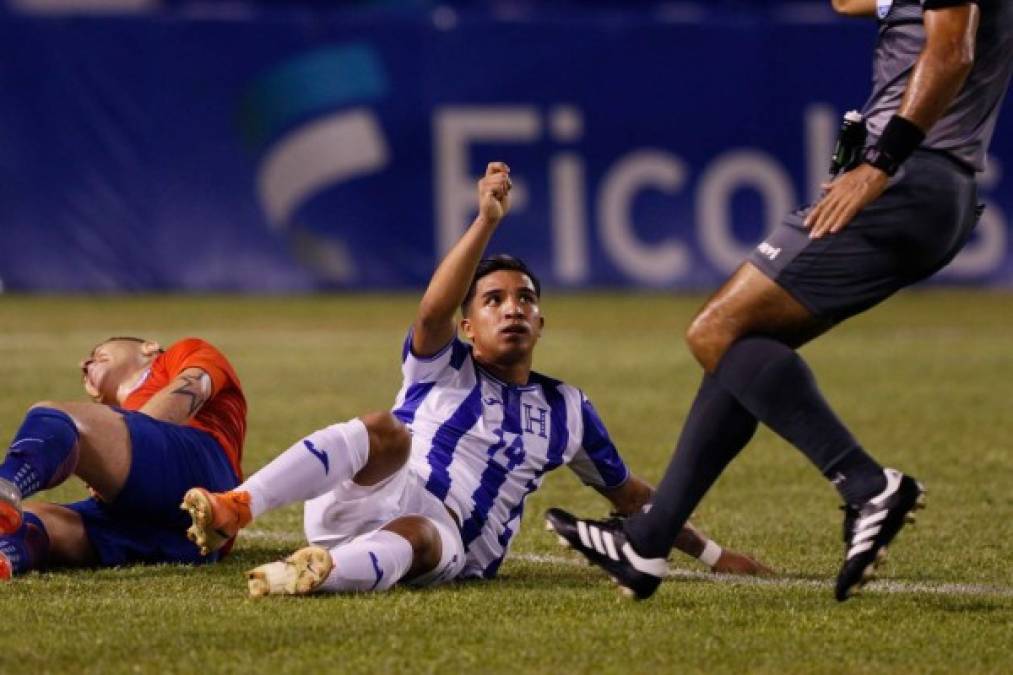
[461,254,541,315]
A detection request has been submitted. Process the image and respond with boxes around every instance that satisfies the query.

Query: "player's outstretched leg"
[247,514,455,598]
[182,412,410,556]
[836,468,925,601]
[545,508,668,600]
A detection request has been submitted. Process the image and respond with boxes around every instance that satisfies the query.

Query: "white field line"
[242,529,1013,599]
[513,553,1013,599]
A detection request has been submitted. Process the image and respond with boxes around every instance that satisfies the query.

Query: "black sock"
[824,449,888,506]
[713,336,885,505]
[624,374,759,558]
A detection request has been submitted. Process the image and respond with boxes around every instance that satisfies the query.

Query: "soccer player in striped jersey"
[183,162,769,597]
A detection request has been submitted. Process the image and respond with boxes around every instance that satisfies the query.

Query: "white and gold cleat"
[246,546,333,599]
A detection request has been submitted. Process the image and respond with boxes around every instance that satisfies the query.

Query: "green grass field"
[1,291,1011,674]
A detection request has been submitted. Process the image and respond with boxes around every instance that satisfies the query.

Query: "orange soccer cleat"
[0,550,12,581]
[0,479,23,536]
[180,488,252,556]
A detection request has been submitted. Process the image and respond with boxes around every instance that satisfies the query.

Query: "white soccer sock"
[319,529,413,593]
[239,419,370,518]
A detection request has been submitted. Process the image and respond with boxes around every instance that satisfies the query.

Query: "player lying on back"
[182,162,770,597]
[0,337,246,578]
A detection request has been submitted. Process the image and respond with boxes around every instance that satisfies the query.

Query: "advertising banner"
[1,8,1010,291]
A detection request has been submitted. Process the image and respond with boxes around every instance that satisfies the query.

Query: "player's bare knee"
[382,515,441,575]
[686,311,735,372]
[360,411,410,468]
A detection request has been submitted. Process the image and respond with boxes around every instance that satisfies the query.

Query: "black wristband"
[863,115,925,176]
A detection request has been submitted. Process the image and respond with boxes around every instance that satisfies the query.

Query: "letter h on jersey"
[523,404,549,439]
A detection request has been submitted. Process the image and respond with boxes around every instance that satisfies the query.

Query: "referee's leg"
[624,262,887,556]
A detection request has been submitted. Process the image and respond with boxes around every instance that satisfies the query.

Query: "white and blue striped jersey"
[392,330,630,580]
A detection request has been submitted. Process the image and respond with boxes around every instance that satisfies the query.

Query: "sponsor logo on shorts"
[757,241,782,261]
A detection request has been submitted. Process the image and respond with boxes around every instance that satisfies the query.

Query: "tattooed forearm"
[171,372,211,417]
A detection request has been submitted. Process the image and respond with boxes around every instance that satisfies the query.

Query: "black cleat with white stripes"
[835,468,926,602]
[545,507,668,600]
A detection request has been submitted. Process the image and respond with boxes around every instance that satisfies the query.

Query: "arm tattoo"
[171,372,211,417]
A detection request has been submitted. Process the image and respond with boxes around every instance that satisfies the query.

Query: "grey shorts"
[748,150,980,324]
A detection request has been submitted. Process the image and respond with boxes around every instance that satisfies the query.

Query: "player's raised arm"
[806,2,980,238]
[412,162,512,357]
[830,0,876,18]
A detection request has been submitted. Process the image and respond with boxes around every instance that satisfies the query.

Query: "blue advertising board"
[0,7,1010,291]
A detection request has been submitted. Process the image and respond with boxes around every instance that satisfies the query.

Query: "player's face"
[462,270,544,366]
[79,339,151,403]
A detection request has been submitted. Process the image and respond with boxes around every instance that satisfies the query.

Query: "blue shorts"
[65,410,239,567]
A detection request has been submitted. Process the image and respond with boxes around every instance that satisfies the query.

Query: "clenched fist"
[477,161,512,224]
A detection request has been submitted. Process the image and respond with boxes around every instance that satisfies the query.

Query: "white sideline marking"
[243,530,1013,599]
[512,553,1013,599]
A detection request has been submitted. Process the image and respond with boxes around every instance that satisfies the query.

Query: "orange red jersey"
[123,338,246,479]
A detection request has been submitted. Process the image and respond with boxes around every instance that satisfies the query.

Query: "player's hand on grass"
[804,163,889,239]
[477,161,512,224]
[711,549,775,576]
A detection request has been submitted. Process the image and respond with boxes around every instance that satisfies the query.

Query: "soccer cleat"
[544,507,668,600]
[181,488,252,556]
[0,550,12,581]
[835,468,925,602]
[0,478,23,536]
[247,546,333,598]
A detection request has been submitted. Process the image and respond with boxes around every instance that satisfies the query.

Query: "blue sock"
[0,407,80,498]
[0,511,50,574]
[624,374,759,558]
[713,336,886,505]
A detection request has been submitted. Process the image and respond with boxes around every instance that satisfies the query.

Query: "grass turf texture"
[0,291,1011,674]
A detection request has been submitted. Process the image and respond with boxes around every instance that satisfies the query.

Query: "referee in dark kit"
[547,0,1012,602]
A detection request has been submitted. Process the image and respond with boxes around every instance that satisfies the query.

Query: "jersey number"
[488,430,526,470]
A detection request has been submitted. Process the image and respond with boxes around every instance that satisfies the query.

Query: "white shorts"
[303,464,466,588]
